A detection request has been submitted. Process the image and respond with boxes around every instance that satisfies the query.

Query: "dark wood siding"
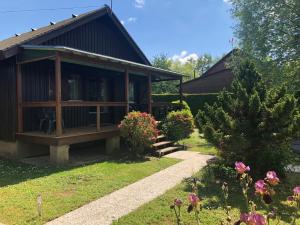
[182,70,234,94]
[42,15,144,64]
[0,58,17,141]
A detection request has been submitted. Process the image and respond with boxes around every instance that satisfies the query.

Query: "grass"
[114,167,300,225]
[0,156,179,225]
[179,129,218,155]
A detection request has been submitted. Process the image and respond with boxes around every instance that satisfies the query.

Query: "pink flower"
[235,162,250,174]
[240,212,266,225]
[255,180,268,195]
[188,193,199,206]
[174,198,183,207]
[293,186,300,195]
[265,171,279,186]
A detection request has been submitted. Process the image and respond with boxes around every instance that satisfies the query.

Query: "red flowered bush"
[119,111,158,157]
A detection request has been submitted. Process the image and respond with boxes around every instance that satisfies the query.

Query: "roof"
[0,5,151,65]
[21,45,186,80]
[182,50,235,85]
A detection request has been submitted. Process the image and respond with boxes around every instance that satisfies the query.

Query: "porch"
[15,45,184,164]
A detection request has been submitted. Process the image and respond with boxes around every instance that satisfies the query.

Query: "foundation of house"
[50,145,70,165]
[16,140,49,159]
[105,136,120,155]
[0,141,18,158]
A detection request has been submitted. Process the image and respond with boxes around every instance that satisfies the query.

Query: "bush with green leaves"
[119,111,158,158]
[196,60,300,176]
[161,109,194,142]
[171,100,191,112]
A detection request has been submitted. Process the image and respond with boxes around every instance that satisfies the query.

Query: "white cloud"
[223,0,231,4]
[134,0,145,8]
[128,17,137,23]
[121,17,137,25]
[171,51,199,64]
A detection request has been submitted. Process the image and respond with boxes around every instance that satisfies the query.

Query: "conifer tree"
[196,60,300,175]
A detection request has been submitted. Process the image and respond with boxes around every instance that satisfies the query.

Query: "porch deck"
[16,125,119,146]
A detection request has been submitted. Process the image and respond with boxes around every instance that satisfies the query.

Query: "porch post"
[124,69,129,114]
[179,77,183,104]
[148,74,152,114]
[55,53,62,136]
[96,105,101,132]
[16,64,23,133]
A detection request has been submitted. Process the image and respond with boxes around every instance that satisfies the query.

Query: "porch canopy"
[16,45,186,141]
[19,45,185,82]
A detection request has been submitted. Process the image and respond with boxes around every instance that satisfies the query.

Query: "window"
[68,75,81,100]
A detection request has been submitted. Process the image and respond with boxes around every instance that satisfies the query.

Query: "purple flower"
[255,180,268,195]
[174,198,183,207]
[188,193,199,206]
[293,186,300,195]
[240,212,266,225]
[235,162,250,174]
[265,171,279,186]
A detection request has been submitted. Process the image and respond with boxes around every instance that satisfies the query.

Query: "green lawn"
[179,129,218,155]
[0,157,179,225]
[114,167,300,225]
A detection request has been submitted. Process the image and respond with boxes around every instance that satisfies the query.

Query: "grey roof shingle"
[0,8,105,52]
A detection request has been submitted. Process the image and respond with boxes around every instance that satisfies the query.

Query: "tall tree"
[152,53,217,94]
[231,0,300,89]
[152,54,179,94]
[197,60,300,175]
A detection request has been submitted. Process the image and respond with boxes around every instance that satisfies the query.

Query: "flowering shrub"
[119,111,158,157]
[170,162,298,225]
[170,191,202,225]
[227,162,281,225]
[161,109,194,142]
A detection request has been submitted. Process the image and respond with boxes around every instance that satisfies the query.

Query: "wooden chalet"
[0,6,184,164]
[182,51,234,94]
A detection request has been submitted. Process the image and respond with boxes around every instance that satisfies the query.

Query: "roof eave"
[21,45,185,79]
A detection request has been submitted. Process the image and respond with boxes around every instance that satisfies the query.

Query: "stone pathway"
[286,164,300,173]
[45,151,213,225]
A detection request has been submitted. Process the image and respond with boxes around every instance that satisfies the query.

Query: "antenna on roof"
[50,21,55,25]
[31,28,37,31]
[72,14,78,18]
[15,33,20,37]
[110,0,113,13]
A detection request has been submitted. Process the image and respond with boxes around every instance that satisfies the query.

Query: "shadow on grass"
[0,152,152,188]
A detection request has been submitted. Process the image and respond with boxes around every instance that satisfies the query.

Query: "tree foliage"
[161,109,194,142]
[152,53,217,94]
[231,0,300,89]
[196,60,300,175]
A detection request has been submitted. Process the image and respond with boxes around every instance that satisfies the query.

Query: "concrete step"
[156,146,181,157]
[153,141,172,149]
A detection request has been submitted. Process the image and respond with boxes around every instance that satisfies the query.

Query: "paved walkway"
[45,151,213,225]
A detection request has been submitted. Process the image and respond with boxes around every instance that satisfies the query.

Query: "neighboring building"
[182,50,234,94]
[0,6,183,164]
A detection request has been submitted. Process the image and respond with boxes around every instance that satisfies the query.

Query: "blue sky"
[0,0,234,61]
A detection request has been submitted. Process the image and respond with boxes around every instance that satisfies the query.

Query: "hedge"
[152,93,218,116]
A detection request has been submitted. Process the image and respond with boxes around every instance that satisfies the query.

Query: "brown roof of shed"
[182,50,235,85]
[0,6,151,64]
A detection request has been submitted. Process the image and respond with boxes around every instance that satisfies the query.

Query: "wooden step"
[157,135,166,141]
[153,141,172,149]
[157,146,180,157]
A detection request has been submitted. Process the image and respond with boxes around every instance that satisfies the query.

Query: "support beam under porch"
[50,145,69,165]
